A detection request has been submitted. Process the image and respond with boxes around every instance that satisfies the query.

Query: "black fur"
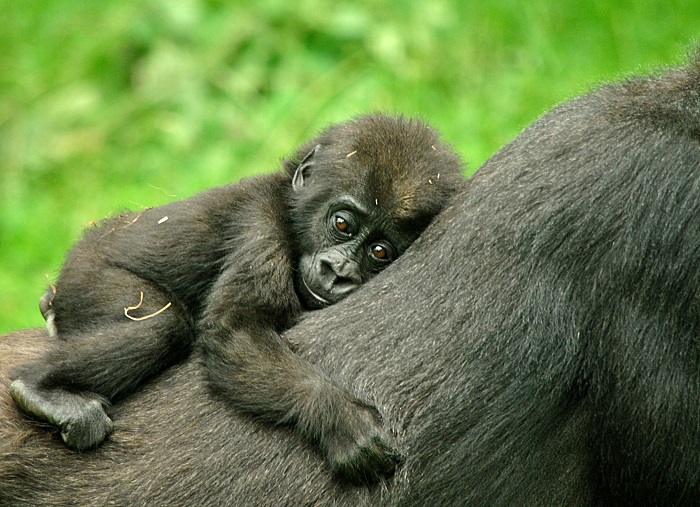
[2,56,700,505]
[8,114,464,484]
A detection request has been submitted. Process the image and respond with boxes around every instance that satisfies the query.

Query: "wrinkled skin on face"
[297,195,402,308]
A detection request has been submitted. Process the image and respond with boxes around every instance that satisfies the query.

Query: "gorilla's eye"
[331,212,354,237]
[370,243,393,262]
[334,216,348,232]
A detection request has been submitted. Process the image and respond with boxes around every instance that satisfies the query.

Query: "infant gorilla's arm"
[10,114,464,484]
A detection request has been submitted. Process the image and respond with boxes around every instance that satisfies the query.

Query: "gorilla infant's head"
[284,114,464,309]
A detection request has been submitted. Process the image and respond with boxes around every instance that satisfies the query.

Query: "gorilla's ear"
[292,145,320,192]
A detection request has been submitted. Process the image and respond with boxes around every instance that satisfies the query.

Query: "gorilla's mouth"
[301,276,331,306]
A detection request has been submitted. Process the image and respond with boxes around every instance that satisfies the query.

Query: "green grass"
[1,0,698,332]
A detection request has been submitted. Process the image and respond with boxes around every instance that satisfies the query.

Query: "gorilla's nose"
[318,256,362,295]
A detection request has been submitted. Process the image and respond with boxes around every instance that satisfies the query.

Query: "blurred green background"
[1,0,698,333]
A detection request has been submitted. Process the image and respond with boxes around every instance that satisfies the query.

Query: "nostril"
[319,258,334,275]
[317,255,362,290]
[335,259,362,285]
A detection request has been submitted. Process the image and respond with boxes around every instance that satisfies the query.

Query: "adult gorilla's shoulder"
[2,56,700,506]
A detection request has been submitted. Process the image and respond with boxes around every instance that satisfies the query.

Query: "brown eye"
[369,242,395,264]
[371,245,387,260]
[330,211,355,237]
[335,216,348,232]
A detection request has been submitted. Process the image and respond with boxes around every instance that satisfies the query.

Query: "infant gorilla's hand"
[58,398,114,450]
[321,400,405,485]
[10,379,113,450]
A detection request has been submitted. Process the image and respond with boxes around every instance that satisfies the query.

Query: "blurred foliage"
[1,0,699,332]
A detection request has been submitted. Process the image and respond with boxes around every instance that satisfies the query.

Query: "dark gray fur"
[1,56,700,505]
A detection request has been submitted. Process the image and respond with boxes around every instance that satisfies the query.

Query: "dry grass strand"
[124,291,172,321]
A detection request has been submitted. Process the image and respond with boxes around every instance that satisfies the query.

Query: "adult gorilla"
[2,57,700,506]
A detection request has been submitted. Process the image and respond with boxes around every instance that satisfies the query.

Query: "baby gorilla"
[10,114,464,484]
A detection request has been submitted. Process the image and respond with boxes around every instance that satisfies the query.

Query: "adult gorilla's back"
[2,59,700,506]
